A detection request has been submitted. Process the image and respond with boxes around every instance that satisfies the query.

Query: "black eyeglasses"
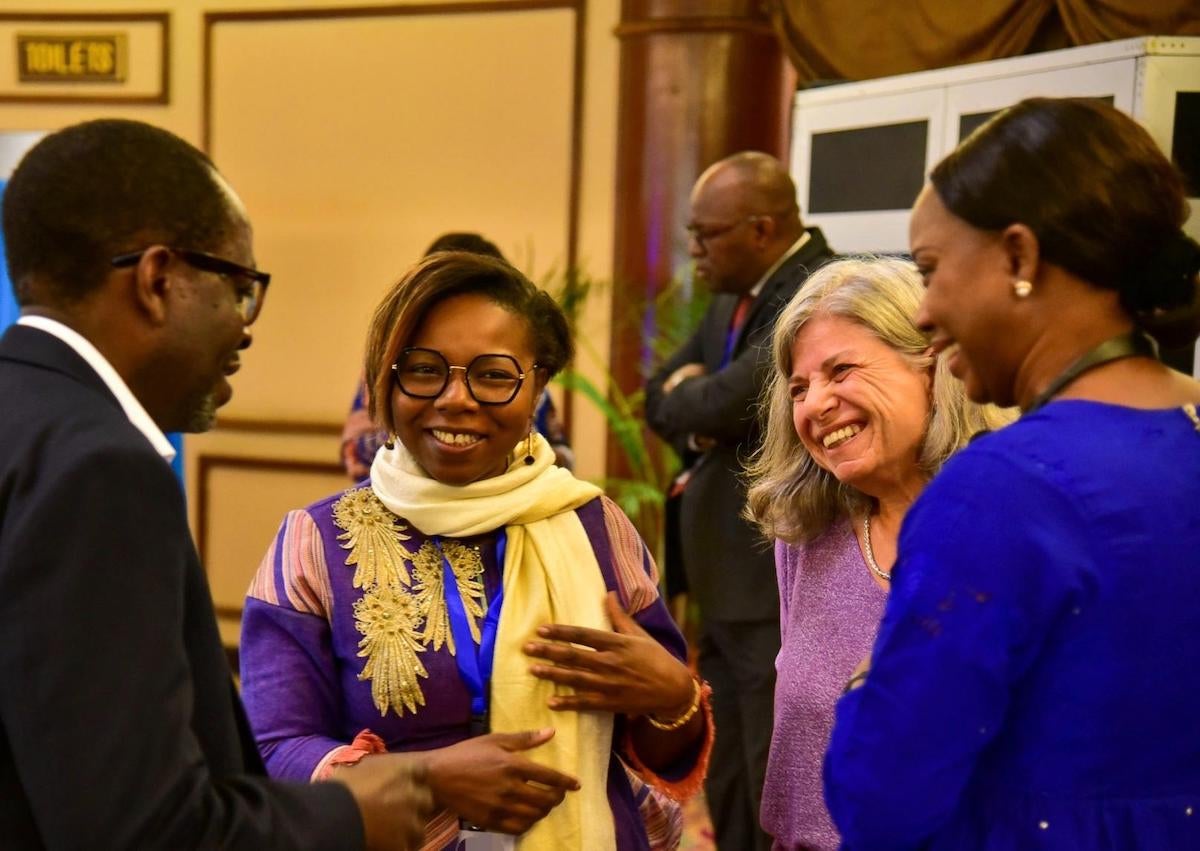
[111,247,271,326]
[685,215,763,250]
[392,348,537,405]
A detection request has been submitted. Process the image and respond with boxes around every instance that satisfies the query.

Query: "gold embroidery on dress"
[333,487,412,591]
[410,540,485,654]
[332,486,488,716]
[353,587,428,716]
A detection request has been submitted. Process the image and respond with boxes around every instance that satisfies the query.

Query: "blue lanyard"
[434,531,506,734]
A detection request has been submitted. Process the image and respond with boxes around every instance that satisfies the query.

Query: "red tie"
[730,294,752,334]
[721,295,753,367]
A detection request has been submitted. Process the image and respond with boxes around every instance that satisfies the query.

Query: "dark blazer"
[0,324,362,850]
[646,229,834,622]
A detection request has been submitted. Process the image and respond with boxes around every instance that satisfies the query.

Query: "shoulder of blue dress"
[951,402,1124,469]
[914,419,1076,522]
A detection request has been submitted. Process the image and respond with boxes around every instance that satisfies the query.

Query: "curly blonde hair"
[744,256,1012,544]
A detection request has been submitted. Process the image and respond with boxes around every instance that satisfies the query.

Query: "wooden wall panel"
[198,455,348,638]
[206,6,579,427]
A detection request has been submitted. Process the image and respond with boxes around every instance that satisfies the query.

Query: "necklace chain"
[1025,331,1157,414]
[862,514,891,582]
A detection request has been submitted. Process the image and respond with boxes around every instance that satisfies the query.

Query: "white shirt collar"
[748,231,811,298]
[17,315,176,462]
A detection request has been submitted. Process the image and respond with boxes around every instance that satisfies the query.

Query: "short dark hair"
[365,251,572,434]
[423,232,504,260]
[931,97,1197,316]
[3,119,237,306]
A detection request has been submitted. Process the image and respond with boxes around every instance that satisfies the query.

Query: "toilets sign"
[17,34,126,83]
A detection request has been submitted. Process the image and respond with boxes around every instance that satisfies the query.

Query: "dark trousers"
[699,617,779,851]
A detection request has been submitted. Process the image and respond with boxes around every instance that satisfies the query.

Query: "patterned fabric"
[340,379,385,480]
[625,758,686,851]
[602,501,660,614]
[247,509,334,616]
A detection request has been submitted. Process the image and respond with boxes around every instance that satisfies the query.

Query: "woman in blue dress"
[823,97,1200,849]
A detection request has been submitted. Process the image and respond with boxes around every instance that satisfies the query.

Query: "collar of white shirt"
[747,231,811,300]
[17,315,177,463]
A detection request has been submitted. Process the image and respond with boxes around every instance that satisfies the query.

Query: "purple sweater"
[761,520,887,850]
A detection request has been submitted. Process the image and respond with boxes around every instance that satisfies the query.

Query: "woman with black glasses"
[239,251,710,851]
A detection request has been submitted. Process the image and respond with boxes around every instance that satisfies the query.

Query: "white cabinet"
[790,36,1200,255]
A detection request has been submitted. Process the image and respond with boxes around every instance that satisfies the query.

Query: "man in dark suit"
[646,151,834,850]
[0,120,432,849]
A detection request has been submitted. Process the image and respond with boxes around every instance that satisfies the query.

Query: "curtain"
[770,0,1200,83]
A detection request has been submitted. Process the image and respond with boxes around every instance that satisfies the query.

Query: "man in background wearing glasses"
[646,151,834,851]
[0,119,431,849]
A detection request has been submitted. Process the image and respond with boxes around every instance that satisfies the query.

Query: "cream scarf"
[370,434,616,851]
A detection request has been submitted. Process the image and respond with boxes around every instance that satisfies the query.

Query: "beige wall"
[1,0,618,644]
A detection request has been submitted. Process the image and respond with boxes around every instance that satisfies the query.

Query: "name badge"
[455,829,515,851]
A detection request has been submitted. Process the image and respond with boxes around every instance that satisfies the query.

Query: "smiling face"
[789,314,932,497]
[910,185,1029,407]
[160,203,255,433]
[391,292,543,485]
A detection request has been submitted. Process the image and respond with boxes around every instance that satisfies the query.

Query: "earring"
[1012,279,1033,298]
[523,430,535,465]
[384,434,396,450]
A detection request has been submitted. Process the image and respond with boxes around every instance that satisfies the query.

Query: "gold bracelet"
[646,677,702,731]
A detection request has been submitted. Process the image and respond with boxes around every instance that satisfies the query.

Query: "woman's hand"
[423,728,579,835]
[524,592,695,720]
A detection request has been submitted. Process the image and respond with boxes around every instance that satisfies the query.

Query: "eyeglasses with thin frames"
[392,347,538,406]
[684,215,765,250]
[111,247,271,326]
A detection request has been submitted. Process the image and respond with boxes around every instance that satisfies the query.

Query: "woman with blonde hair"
[745,256,1009,850]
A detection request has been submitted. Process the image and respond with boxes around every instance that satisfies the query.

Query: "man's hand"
[332,752,435,851]
[662,362,706,395]
[424,728,579,834]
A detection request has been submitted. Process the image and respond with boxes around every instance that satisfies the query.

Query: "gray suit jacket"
[646,229,834,622]
[0,324,363,849]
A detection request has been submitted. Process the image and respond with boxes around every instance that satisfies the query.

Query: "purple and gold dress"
[241,484,709,850]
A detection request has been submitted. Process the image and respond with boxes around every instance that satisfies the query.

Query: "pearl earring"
[1013,279,1033,298]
